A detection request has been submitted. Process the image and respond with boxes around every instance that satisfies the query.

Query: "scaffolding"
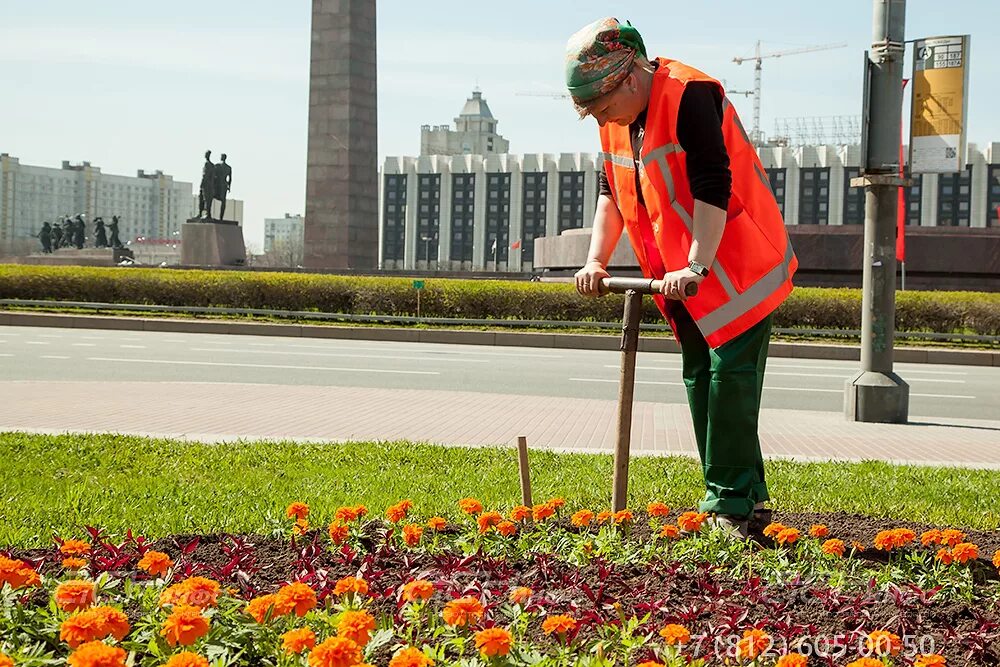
[772,115,862,146]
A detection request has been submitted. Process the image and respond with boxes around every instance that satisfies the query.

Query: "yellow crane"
[733,40,847,144]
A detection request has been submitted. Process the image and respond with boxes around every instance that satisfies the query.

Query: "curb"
[1,310,998,366]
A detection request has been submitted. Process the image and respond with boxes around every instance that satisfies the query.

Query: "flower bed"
[2,499,999,667]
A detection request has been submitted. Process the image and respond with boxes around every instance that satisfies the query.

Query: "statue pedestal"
[181,219,246,266]
[18,247,134,267]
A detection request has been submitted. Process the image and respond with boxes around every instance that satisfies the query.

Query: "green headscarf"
[565,17,647,110]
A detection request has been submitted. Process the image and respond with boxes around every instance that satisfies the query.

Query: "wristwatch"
[688,260,710,277]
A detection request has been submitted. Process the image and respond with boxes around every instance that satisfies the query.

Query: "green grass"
[2,432,999,548]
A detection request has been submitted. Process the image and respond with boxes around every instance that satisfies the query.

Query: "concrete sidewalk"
[4,380,1000,469]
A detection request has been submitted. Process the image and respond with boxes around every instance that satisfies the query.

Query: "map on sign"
[910,35,970,173]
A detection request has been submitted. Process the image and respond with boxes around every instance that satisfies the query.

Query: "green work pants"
[672,305,772,519]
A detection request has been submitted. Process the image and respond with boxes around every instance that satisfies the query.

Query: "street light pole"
[845,0,910,423]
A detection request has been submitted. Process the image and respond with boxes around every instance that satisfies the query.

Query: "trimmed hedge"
[1,264,998,335]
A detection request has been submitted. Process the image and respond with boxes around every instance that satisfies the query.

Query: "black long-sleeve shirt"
[598,80,732,212]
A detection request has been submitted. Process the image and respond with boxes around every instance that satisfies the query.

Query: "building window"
[937,164,972,226]
[842,167,865,225]
[521,172,547,263]
[766,168,786,217]
[485,172,512,265]
[987,165,1000,227]
[450,173,475,263]
[557,171,586,233]
[798,167,830,225]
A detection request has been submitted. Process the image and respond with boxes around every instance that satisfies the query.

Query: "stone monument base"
[14,247,134,267]
[181,219,246,266]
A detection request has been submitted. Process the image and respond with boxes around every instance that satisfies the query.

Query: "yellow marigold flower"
[337,609,377,647]
[509,505,532,522]
[541,614,577,636]
[952,542,979,564]
[328,521,349,545]
[55,580,96,612]
[277,582,317,617]
[809,524,829,538]
[940,529,966,547]
[678,512,708,533]
[286,502,309,521]
[137,551,174,577]
[736,628,771,660]
[822,539,846,557]
[921,529,942,546]
[847,659,888,667]
[763,522,787,539]
[776,655,808,667]
[571,510,594,527]
[333,576,368,597]
[427,516,446,531]
[0,556,40,589]
[309,637,363,667]
[161,604,210,647]
[402,579,434,602]
[459,498,483,515]
[164,652,210,667]
[282,627,317,655]
[532,503,555,522]
[496,521,517,537]
[647,502,671,517]
[60,539,91,557]
[659,623,690,645]
[613,510,633,524]
[914,654,947,667]
[63,558,87,570]
[388,647,434,667]
[402,523,423,546]
[509,586,532,604]
[66,641,127,667]
[596,511,613,524]
[442,596,483,627]
[866,630,902,656]
[477,511,504,534]
[245,593,292,624]
[474,627,513,657]
[659,524,680,539]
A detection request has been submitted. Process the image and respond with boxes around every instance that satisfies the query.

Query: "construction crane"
[733,41,847,145]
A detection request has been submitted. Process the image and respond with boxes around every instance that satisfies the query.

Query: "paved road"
[0,325,996,421]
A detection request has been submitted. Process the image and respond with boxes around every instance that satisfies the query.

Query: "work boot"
[706,514,749,541]
[752,502,773,526]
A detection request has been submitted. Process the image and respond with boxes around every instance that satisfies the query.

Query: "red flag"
[510,240,522,250]
[896,78,910,263]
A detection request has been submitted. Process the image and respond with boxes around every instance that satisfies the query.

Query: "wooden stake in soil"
[516,435,533,507]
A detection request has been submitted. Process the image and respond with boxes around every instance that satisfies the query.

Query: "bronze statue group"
[197,150,232,221]
[36,215,122,254]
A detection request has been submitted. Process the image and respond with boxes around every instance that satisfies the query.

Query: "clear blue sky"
[1,1,996,247]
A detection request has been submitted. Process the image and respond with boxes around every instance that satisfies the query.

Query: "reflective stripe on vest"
[599,152,636,170]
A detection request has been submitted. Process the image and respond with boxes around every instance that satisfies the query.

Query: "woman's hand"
[660,267,704,301]
[575,260,611,297]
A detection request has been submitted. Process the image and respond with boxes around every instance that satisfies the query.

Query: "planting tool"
[599,277,697,512]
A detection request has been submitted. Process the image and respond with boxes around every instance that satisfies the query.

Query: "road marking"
[85,357,440,375]
[188,348,489,364]
[216,341,564,359]
[26,341,49,345]
[0,353,12,357]
[40,355,70,360]
[38,334,63,338]
[0,333,18,337]
[120,345,146,349]
[248,342,277,347]
[911,392,977,399]
[72,343,97,347]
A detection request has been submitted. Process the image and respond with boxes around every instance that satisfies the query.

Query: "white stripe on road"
[40,355,70,360]
[193,339,563,359]
[38,334,63,338]
[120,345,146,349]
[0,353,12,357]
[188,348,489,364]
[72,343,97,347]
[0,333,18,337]
[85,357,440,376]
[26,341,49,345]
[911,392,978,399]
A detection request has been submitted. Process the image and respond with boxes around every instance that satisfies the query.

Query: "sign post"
[413,280,425,319]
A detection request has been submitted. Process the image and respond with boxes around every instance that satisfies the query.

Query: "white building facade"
[420,89,510,157]
[380,142,1000,272]
[263,214,305,253]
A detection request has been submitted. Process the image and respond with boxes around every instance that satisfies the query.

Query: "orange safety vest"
[600,58,797,348]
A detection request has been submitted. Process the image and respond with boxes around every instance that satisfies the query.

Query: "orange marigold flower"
[851,540,866,552]
[477,511,504,534]
[659,524,680,539]
[164,652,210,667]
[822,539,846,557]
[541,614,577,636]
[402,524,423,546]
[875,529,915,551]
[993,549,1000,570]
[509,506,532,522]
[509,586,532,605]
[678,511,709,533]
[459,498,483,515]
[647,502,671,517]
[283,627,317,655]
[940,529,966,547]
[160,577,219,609]
[532,503,555,522]
[936,548,954,565]
[659,623,690,645]
[402,579,434,602]
[333,576,368,597]
[286,502,310,521]
[55,580,96,612]
[66,641,127,667]
[775,528,800,545]
[386,501,411,523]
[309,637,363,667]
[137,550,174,577]
[496,521,517,537]
[334,506,361,523]
[475,627,513,657]
[763,522,787,539]
[90,606,130,641]
[293,518,310,536]
[846,659,885,667]
[0,653,12,667]
[809,524,829,538]
[866,630,902,656]
[161,605,210,647]
[637,663,665,667]
[328,521,350,545]
[246,594,292,624]
[60,539,92,557]
[776,655,809,667]
[427,516,446,531]
[571,510,594,527]
[914,654,947,667]
[337,610,377,647]
[60,611,103,649]
[388,647,434,667]
[63,558,88,571]
[736,629,771,660]
[277,582,318,617]
[442,596,484,627]
[547,497,566,509]
[596,511,613,524]
[613,510,633,524]
[921,529,943,546]
[0,555,40,589]
[952,542,979,565]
